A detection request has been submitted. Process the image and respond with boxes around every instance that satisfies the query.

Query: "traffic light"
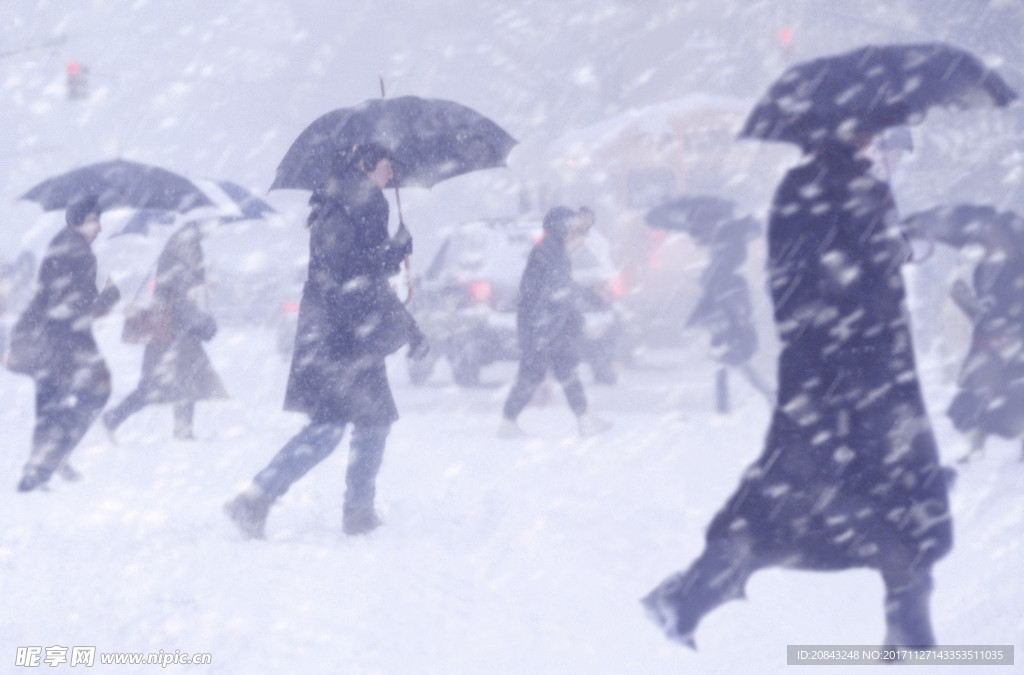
[66,60,88,100]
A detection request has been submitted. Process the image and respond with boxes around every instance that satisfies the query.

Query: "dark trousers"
[503,346,587,420]
[105,388,195,438]
[253,422,389,514]
[26,364,110,482]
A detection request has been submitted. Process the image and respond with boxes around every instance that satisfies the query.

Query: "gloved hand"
[391,223,413,258]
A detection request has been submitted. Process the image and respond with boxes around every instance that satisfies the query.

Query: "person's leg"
[642,538,757,648]
[881,566,936,647]
[715,366,729,414]
[173,401,195,440]
[501,355,547,422]
[553,343,610,435]
[342,424,390,535]
[224,422,346,539]
[102,387,149,433]
[20,363,111,491]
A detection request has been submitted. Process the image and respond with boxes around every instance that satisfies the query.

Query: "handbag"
[122,305,162,344]
[5,311,46,375]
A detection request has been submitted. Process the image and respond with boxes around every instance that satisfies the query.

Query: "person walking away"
[224,143,420,538]
[944,213,1024,463]
[498,206,611,438]
[102,222,227,441]
[7,196,121,491]
[643,134,952,648]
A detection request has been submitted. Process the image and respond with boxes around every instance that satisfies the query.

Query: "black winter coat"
[706,142,952,573]
[516,234,584,364]
[283,175,407,426]
[9,226,120,386]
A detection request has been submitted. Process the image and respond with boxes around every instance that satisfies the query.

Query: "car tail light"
[469,280,492,302]
[609,273,628,298]
[281,301,300,314]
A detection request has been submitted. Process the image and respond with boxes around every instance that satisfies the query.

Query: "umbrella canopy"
[203,179,276,223]
[270,96,517,192]
[645,195,738,244]
[111,209,178,238]
[740,42,1018,149]
[20,159,214,213]
[903,204,1024,249]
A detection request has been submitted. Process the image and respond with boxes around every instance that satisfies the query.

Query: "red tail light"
[608,273,628,298]
[469,281,492,302]
[281,301,301,314]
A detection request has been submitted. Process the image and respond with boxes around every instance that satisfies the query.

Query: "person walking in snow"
[7,195,121,491]
[224,143,421,538]
[102,222,227,441]
[944,212,1024,463]
[643,133,953,648]
[499,205,610,438]
[685,216,774,413]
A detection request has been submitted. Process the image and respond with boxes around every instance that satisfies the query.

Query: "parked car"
[404,217,626,386]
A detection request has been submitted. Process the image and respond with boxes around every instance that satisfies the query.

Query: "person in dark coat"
[7,195,121,491]
[498,206,611,438]
[101,222,227,440]
[685,217,774,413]
[224,143,421,538]
[643,136,953,648]
[945,213,1024,463]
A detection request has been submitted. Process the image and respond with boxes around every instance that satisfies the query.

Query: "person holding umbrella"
[498,206,611,438]
[101,222,227,441]
[6,195,121,491]
[224,143,420,538]
[643,42,1018,650]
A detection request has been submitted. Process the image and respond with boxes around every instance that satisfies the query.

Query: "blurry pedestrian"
[945,214,1024,463]
[685,217,774,413]
[102,222,227,441]
[0,250,37,360]
[498,205,611,438]
[6,195,121,491]
[643,133,952,648]
[224,143,420,538]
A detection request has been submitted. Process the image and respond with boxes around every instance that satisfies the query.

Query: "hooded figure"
[945,213,1024,462]
[644,138,952,648]
[499,205,610,437]
[102,222,227,440]
[8,195,121,491]
[225,143,423,539]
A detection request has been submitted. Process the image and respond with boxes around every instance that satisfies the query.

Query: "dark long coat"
[9,226,119,391]
[283,175,408,426]
[706,141,952,574]
[516,233,584,366]
[947,235,1024,438]
[135,223,227,404]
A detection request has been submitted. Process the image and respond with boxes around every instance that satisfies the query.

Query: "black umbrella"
[740,42,1018,149]
[210,180,276,223]
[20,159,214,212]
[903,204,1024,248]
[270,96,517,193]
[645,195,739,244]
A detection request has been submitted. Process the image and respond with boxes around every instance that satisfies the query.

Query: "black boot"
[883,571,936,648]
[642,541,751,648]
[343,508,383,536]
[224,488,273,540]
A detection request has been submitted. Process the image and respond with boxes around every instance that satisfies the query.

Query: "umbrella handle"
[403,256,413,306]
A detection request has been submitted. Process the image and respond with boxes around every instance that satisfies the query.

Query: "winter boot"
[223,487,273,540]
[56,461,81,482]
[497,417,526,439]
[577,413,612,437]
[16,466,50,493]
[642,541,751,649]
[343,508,383,536]
[882,571,936,648]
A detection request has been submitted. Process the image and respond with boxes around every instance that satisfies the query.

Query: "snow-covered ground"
[1,315,1020,674]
